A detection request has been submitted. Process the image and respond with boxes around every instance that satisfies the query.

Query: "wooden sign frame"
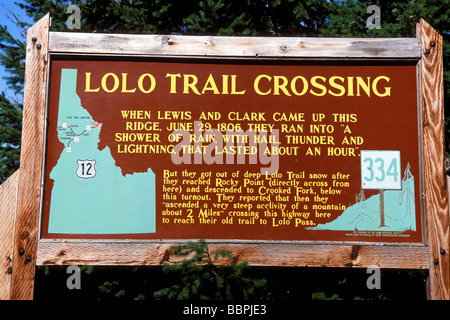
[1,14,448,300]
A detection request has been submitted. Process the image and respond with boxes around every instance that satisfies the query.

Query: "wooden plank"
[9,14,50,300]
[48,32,421,59]
[417,19,450,300]
[0,170,20,300]
[36,241,429,270]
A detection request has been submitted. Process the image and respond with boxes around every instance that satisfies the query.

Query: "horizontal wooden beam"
[37,240,429,270]
[49,32,421,59]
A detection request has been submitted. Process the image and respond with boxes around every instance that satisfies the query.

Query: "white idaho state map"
[47,68,156,234]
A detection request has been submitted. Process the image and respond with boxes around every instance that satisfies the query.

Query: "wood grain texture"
[0,170,19,300]
[9,14,50,300]
[417,19,450,300]
[36,241,429,270]
[49,32,421,59]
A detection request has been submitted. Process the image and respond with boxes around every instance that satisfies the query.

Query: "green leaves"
[0,92,21,181]
[0,24,25,97]
[154,239,266,300]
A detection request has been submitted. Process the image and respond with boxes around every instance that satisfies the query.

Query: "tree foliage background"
[0,0,448,300]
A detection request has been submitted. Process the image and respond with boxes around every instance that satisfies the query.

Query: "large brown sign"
[42,58,422,242]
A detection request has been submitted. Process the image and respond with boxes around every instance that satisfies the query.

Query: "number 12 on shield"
[360,150,401,190]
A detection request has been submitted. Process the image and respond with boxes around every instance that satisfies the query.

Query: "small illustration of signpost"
[360,150,401,227]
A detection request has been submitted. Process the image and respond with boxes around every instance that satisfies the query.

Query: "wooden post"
[9,14,50,300]
[379,189,385,227]
[0,170,20,300]
[417,19,450,300]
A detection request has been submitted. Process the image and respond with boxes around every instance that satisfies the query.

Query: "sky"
[0,0,33,103]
